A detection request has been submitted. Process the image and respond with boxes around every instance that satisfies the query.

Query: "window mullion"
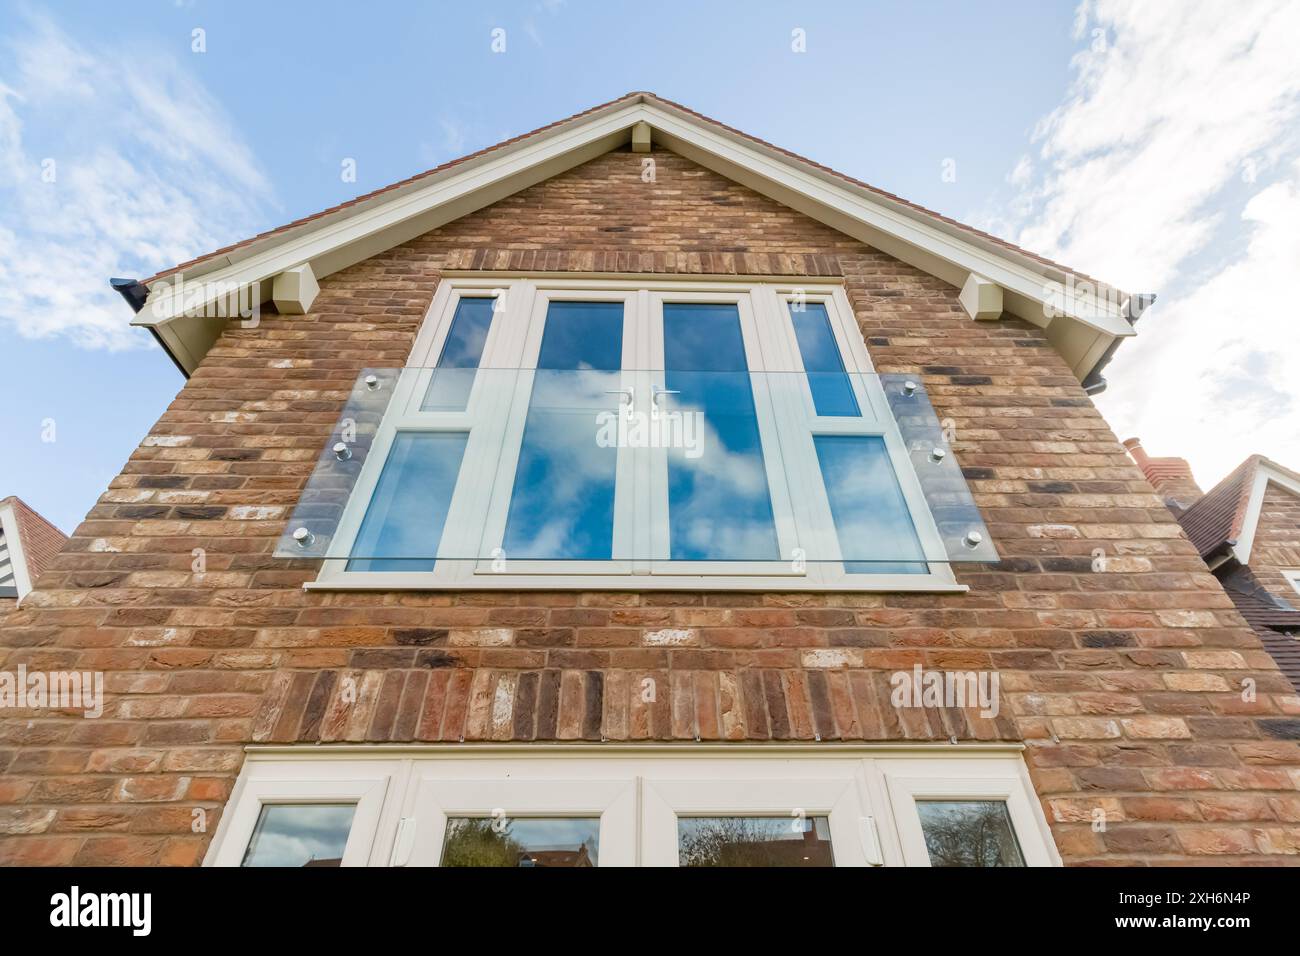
[468,282,548,569]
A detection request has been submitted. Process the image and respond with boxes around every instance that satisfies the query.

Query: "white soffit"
[129,94,1137,378]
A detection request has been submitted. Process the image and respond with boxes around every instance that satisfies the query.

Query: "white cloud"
[1100,165,1300,486]
[997,0,1300,487]
[0,11,272,349]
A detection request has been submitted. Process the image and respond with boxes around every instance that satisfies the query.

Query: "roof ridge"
[2,496,69,544]
[1257,455,1300,487]
[1178,456,1257,522]
[1175,452,1300,558]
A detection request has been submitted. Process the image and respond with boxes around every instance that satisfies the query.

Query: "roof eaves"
[118,91,1145,381]
[640,92,1134,303]
[141,91,649,286]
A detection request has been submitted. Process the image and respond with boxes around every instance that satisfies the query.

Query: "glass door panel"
[475,293,639,575]
[915,801,1026,867]
[240,804,357,867]
[404,773,637,867]
[502,301,626,560]
[440,816,601,867]
[647,295,798,574]
[661,303,779,561]
[677,815,835,867]
[640,774,872,867]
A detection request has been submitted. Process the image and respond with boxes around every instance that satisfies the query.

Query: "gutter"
[111,277,190,378]
[1082,293,1156,395]
[110,277,150,313]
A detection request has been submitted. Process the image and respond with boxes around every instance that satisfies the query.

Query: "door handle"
[651,386,680,408]
[390,816,417,867]
[604,387,634,406]
[858,815,884,866]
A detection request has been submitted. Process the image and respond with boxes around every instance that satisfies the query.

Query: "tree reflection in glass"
[916,800,1025,867]
[677,815,833,867]
[440,817,600,867]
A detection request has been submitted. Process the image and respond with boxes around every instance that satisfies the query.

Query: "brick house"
[2,92,1298,868]
[1126,440,1300,692]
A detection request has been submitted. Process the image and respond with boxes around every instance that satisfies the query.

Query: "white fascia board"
[639,101,1134,338]
[0,501,33,600]
[1233,464,1300,565]
[131,94,1136,377]
[131,102,647,342]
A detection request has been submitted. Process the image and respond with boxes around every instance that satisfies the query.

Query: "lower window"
[677,816,835,867]
[441,816,601,868]
[206,749,1057,868]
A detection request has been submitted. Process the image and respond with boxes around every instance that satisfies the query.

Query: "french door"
[398,754,876,867]
[209,749,1060,867]
[471,283,802,576]
[378,278,951,585]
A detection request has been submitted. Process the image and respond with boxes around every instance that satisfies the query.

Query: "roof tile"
[1,496,69,585]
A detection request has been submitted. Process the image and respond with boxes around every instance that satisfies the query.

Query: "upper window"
[289,277,992,591]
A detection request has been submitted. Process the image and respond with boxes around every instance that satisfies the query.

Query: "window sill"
[302,573,970,594]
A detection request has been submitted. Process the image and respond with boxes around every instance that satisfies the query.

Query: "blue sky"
[2,0,1298,532]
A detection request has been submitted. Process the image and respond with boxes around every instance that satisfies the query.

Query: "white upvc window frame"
[205,758,405,867]
[308,275,965,593]
[204,746,1059,868]
[401,763,639,867]
[878,757,1057,867]
[638,760,874,867]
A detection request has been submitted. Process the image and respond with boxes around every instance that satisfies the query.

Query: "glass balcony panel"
[346,431,469,572]
[814,434,928,574]
[276,369,997,568]
[880,374,1000,563]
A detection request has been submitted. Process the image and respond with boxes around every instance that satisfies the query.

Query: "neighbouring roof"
[118,92,1148,381]
[0,496,69,600]
[1227,591,1300,692]
[1177,455,1300,561]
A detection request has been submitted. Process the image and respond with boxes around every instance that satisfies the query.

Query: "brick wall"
[1,147,1298,866]
[1250,483,1300,606]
